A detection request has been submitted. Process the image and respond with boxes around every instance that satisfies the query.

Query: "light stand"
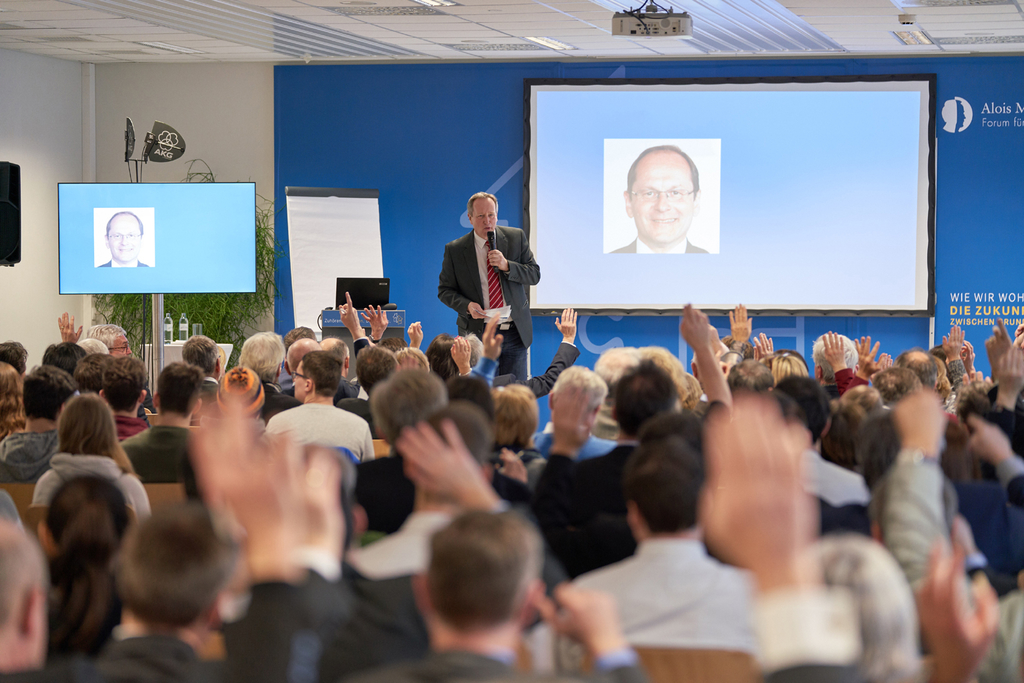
[122,118,187,376]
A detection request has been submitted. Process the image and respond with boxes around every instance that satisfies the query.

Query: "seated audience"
[345,510,643,683]
[280,325,317,393]
[76,338,108,355]
[238,331,301,423]
[377,337,407,354]
[121,362,204,483]
[40,476,130,658]
[395,347,429,371]
[811,332,858,399]
[32,394,151,518]
[424,334,459,381]
[0,518,49,672]
[774,375,870,535]
[337,345,397,437]
[532,367,615,461]
[41,343,87,377]
[321,336,360,400]
[841,384,883,414]
[0,366,76,483]
[355,369,449,534]
[100,357,149,441]
[821,399,866,473]
[492,384,545,489]
[85,325,134,361]
[0,340,28,377]
[639,345,692,406]
[873,367,923,407]
[895,347,940,393]
[573,435,757,653]
[217,366,266,421]
[765,349,809,383]
[728,359,775,394]
[182,335,222,422]
[592,347,641,440]
[0,362,25,441]
[266,350,374,461]
[73,354,113,394]
[569,360,678,524]
[96,503,238,683]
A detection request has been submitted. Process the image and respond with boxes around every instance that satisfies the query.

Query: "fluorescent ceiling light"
[137,41,206,53]
[524,36,576,49]
[410,0,459,6]
[893,30,932,45]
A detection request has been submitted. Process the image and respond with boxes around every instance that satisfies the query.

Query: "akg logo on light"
[941,97,973,133]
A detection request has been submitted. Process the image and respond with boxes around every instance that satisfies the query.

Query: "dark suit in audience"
[569,444,635,525]
[493,341,581,398]
[261,382,302,424]
[336,397,375,438]
[96,636,222,683]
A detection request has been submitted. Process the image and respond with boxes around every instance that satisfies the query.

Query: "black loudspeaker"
[0,162,20,266]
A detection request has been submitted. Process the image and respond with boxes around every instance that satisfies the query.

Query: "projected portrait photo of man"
[94,208,156,268]
[603,139,721,254]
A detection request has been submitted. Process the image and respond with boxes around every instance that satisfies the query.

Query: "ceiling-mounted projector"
[612,8,692,38]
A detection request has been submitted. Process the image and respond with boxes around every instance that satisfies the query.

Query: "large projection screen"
[525,76,935,315]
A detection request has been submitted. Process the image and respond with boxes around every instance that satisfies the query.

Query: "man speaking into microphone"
[438,192,540,381]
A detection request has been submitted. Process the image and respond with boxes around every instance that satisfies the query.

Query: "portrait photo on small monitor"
[603,138,721,255]
[93,207,156,268]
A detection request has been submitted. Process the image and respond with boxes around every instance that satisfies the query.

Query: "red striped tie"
[487,266,504,309]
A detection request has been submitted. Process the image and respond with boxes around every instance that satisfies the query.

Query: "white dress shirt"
[803,449,870,507]
[573,537,758,653]
[346,511,453,580]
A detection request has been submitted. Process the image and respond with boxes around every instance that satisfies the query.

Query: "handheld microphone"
[486,230,499,273]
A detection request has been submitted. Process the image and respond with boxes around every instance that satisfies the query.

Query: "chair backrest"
[372,439,390,459]
[143,483,187,511]
[634,648,763,683]
[0,483,37,526]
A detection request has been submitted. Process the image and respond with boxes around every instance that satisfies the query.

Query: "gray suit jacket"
[343,650,648,683]
[610,238,707,254]
[438,226,540,347]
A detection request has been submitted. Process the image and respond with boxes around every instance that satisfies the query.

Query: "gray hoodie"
[32,453,151,518]
[0,430,59,483]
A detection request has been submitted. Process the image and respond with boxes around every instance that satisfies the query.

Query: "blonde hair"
[57,394,135,475]
[771,354,809,383]
[640,346,690,410]
[0,362,25,440]
[395,347,429,371]
[492,385,538,450]
[680,373,702,411]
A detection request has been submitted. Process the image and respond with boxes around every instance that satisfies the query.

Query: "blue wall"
[274,56,1024,420]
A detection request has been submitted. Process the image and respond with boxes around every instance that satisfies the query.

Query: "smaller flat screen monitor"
[58,182,256,294]
[336,277,390,309]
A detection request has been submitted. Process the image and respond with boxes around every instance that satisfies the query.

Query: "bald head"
[320,338,350,363]
[0,521,48,672]
[286,338,321,375]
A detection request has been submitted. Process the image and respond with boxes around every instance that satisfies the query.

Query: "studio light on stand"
[121,117,187,378]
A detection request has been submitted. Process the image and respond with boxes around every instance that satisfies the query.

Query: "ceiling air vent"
[938,35,1024,44]
[324,5,444,14]
[445,43,545,50]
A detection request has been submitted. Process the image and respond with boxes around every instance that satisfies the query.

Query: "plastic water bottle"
[179,313,189,342]
[164,314,173,344]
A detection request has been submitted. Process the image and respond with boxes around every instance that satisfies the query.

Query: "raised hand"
[893,390,945,457]
[340,292,365,340]
[917,545,999,683]
[396,419,499,511]
[680,304,713,351]
[942,325,965,362]
[753,333,774,361]
[822,332,848,372]
[407,321,423,349]
[555,308,578,345]
[58,312,82,343]
[728,304,752,344]
[961,340,976,375]
[481,315,503,361]
[855,336,882,381]
[993,343,1024,409]
[361,305,388,341]
[451,336,472,375]
[536,584,629,660]
[966,414,1013,467]
[878,353,893,371]
[985,319,1013,375]
[497,449,528,484]
[702,394,818,592]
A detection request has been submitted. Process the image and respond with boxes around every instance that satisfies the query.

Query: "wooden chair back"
[634,648,762,683]
[143,483,187,511]
[0,483,37,526]
[372,439,390,459]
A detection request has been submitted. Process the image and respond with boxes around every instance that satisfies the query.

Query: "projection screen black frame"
[523,74,936,318]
